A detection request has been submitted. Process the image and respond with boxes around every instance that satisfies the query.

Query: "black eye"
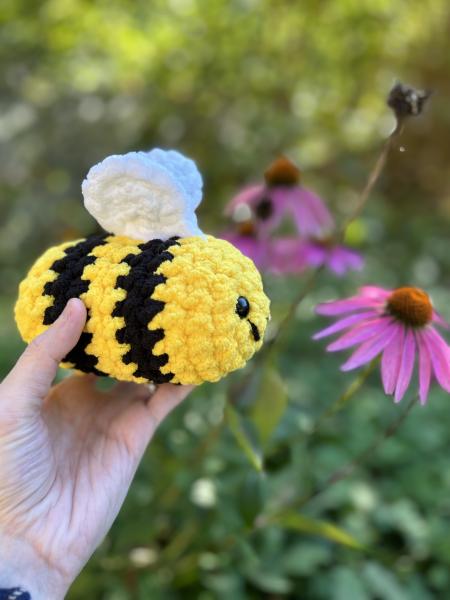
[236,296,250,318]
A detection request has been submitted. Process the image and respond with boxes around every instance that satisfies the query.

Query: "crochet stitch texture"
[15,235,269,385]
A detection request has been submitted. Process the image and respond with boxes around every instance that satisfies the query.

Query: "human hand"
[0,299,192,599]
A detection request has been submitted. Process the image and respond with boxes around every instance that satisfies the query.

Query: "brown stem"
[338,119,404,238]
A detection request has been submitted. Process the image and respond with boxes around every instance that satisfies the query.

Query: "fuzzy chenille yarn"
[15,150,270,385]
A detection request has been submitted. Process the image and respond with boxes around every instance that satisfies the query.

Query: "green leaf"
[271,511,363,550]
[320,360,377,421]
[332,566,371,600]
[250,366,287,447]
[225,403,263,472]
[363,562,410,600]
[238,471,267,526]
[282,541,332,576]
[245,570,293,595]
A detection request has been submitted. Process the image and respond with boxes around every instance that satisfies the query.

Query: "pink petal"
[417,331,432,405]
[225,185,288,234]
[432,310,450,330]
[343,249,365,271]
[221,232,269,270]
[381,325,404,395]
[315,297,382,316]
[284,187,334,237]
[327,318,390,352]
[359,286,392,301]
[394,328,416,403]
[303,188,335,231]
[423,328,450,393]
[258,188,294,232]
[340,324,397,371]
[269,238,308,274]
[313,310,379,340]
[327,247,364,276]
[225,184,265,213]
[302,242,327,268]
[327,249,347,275]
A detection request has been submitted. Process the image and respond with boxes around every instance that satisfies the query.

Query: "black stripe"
[112,237,180,383]
[43,233,109,375]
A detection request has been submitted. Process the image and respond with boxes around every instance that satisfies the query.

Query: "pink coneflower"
[268,237,363,276]
[314,286,450,405]
[300,237,364,276]
[222,156,362,277]
[226,156,334,238]
[221,229,308,275]
[221,230,362,277]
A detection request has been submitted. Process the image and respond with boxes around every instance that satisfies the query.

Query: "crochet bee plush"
[15,149,270,385]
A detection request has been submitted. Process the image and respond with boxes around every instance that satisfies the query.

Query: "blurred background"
[1,1,450,598]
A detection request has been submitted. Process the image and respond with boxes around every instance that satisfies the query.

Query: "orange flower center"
[386,286,432,327]
[264,156,301,186]
[237,220,257,236]
[312,235,336,249]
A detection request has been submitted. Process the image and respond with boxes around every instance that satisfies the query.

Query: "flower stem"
[338,119,404,238]
[310,359,378,433]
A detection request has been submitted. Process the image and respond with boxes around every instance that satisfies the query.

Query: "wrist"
[0,532,71,600]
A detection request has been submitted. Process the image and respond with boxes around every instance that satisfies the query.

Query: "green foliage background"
[1,1,450,598]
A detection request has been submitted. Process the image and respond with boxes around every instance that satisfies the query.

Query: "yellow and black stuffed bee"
[15,149,270,385]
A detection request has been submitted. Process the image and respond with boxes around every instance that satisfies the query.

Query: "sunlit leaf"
[271,511,363,549]
[250,366,288,447]
[225,403,263,472]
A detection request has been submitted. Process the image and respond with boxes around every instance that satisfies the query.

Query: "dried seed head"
[387,82,431,119]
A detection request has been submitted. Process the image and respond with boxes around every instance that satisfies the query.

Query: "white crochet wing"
[82,148,204,241]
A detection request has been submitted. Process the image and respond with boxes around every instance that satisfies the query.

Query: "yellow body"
[15,240,76,343]
[15,235,270,385]
[151,236,269,383]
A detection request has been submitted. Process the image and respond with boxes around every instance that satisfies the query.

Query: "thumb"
[147,383,195,426]
[114,383,194,457]
[3,298,87,409]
